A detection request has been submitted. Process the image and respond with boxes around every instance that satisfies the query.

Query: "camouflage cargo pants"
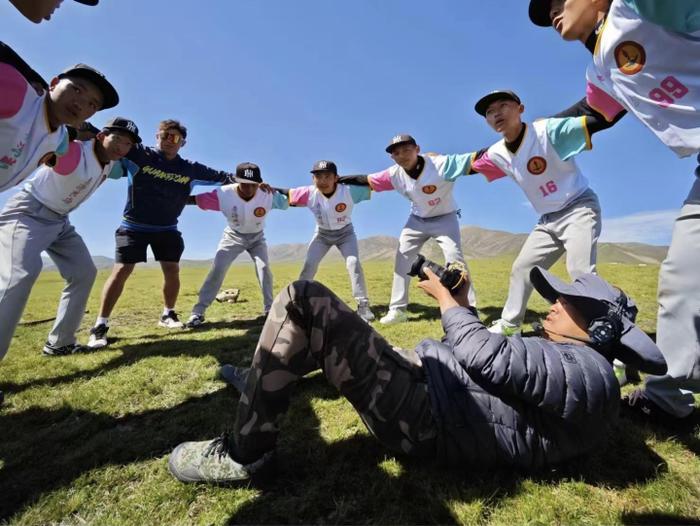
[233,280,438,463]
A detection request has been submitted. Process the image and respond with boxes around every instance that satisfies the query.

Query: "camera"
[408,254,467,291]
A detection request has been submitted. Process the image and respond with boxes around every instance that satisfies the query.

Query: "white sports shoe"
[379,309,408,325]
[185,314,205,329]
[357,300,375,322]
[159,311,184,329]
[487,319,521,336]
[87,323,109,349]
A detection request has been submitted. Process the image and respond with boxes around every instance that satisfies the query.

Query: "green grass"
[1,258,699,525]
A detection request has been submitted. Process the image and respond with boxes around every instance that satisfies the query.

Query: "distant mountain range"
[41,225,669,270]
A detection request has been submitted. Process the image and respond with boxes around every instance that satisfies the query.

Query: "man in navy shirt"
[88,119,233,348]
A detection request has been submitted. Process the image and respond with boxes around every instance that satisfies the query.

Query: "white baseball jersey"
[0,63,69,192]
[290,184,368,231]
[216,184,276,234]
[586,0,700,157]
[24,139,120,215]
[474,121,590,215]
[368,154,472,218]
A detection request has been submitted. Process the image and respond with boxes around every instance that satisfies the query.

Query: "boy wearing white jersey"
[182,163,288,329]
[0,117,139,358]
[470,90,602,335]
[1,62,118,193]
[341,135,477,324]
[285,160,374,322]
[528,0,700,426]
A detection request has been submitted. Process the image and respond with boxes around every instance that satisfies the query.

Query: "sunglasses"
[159,131,183,144]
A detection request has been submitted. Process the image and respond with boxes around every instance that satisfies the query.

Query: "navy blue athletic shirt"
[121,144,232,232]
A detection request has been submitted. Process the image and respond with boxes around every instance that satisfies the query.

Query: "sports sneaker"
[42,342,84,356]
[168,432,274,484]
[185,314,205,329]
[159,311,184,329]
[620,388,696,432]
[487,319,521,336]
[357,300,375,322]
[379,309,408,325]
[219,364,250,393]
[87,323,109,349]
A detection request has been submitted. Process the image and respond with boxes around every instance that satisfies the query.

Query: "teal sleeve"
[442,153,474,182]
[272,191,289,210]
[349,185,371,204]
[624,0,700,32]
[545,117,592,161]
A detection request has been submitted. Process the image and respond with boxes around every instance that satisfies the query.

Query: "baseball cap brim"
[530,267,667,375]
[103,126,142,144]
[529,0,553,27]
[234,177,260,185]
[385,139,417,154]
[58,68,118,110]
[474,91,521,116]
[73,0,99,5]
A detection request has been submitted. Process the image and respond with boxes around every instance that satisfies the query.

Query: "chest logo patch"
[527,156,547,175]
[422,185,437,194]
[335,203,347,213]
[254,207,266,217]
[614,41,646,76]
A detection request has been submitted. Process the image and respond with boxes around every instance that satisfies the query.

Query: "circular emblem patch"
[422,185,437,194]
[527,156,547,175]
[254,207,266,217]
[335,203,347,213]
[614,41,646,75]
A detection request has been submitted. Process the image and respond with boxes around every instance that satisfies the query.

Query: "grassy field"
[1,257,699,525]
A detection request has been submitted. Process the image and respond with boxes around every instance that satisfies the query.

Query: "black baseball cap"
[102,117,141,144]
[74,0,99,5]
[385,134,417,153]
[310,160,338,174]
[235,162,262,184]
[530,267,667,375]
[474,90,522,116]
[58,64,118,110]
[529,0,554,27]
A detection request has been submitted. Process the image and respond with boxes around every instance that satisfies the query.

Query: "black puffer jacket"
[415,306,620,469]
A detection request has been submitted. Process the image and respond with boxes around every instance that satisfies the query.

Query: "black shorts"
[114,227,185,264]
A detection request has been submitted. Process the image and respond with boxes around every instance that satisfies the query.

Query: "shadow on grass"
[0,319,264,397]
[620,511,700,525]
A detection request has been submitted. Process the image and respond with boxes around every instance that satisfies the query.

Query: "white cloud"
[600,209,677,245]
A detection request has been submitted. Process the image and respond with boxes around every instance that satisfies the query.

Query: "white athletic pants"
[644,173,700,417]
[389,212,476,311]
[501,189,601,325]
[0,190,97,359]
[193,227,273,315]
[299,223,369,303]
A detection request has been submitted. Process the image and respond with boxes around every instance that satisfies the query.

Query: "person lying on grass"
[168,264,666,484]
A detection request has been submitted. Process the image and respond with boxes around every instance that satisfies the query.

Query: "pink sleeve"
[53,141,82,176]
[586,82,625,122]
[289,185,312,206]
[367,169,394,192]
[0,63,29,119]
[471,152,508,182]
[195,190,221,211]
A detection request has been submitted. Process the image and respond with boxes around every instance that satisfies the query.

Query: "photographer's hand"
[417,268,461,314]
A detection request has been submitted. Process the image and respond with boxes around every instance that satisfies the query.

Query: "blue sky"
[2,0,696,258]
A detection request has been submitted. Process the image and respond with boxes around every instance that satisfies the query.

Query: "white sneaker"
[159,311,184,329]
[87,323,109,349]
[487,319,521,336]
[379,309,408,325]
[357,301,375,322]
[185,314,205,329]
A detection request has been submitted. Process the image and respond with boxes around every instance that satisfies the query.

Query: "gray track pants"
[299,223,369,303]
[389,212,476,311]
[501,189,601,325]
[644,174,700,418]
[192,227,273,315]
[0,190,97,359]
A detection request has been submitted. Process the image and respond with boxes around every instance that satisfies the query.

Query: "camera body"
[407,254,466,291]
